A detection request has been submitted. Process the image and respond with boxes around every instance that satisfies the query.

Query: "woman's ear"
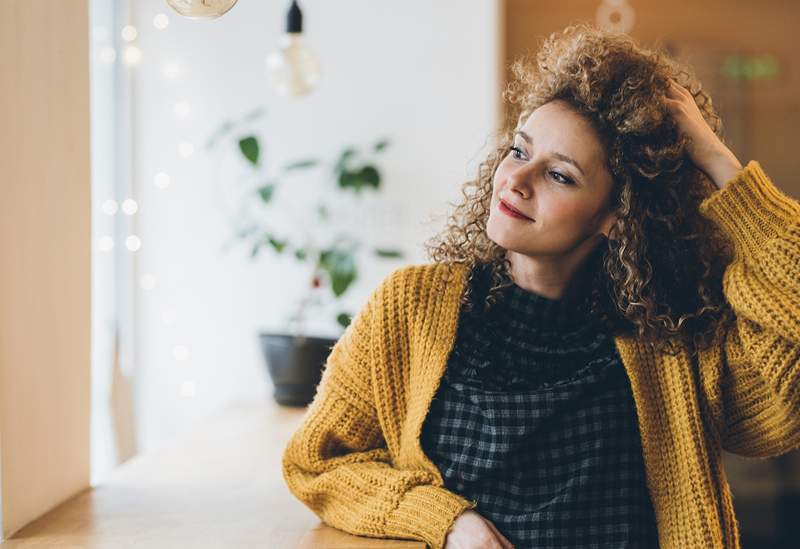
[600,211,619,241]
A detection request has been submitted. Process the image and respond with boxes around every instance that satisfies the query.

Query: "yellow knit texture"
[282,160,800,549]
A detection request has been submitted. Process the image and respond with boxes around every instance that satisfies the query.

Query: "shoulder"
[365,262,470,320]
[375,262,469,297]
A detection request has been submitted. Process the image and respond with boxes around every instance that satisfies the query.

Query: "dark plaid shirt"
[420,265,660,548]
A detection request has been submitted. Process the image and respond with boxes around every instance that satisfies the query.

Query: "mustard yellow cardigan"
[282,160,800,549]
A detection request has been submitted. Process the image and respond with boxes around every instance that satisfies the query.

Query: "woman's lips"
[499,200,533,221]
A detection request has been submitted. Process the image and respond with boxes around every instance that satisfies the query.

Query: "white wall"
[125,0,501,454]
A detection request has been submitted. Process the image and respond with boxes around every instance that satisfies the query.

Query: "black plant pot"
[258,332,339,406]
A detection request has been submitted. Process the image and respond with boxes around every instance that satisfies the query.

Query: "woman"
[281,23,800,549]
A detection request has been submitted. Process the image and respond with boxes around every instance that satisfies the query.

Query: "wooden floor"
[1,399,424,548]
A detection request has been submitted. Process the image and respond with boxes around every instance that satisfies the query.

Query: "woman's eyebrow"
[514,130,585,176]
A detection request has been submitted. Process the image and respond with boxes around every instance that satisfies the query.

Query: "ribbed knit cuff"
[384,485,478,549]
[698,160,800,261]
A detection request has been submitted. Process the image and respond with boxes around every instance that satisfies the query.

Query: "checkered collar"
[471,263,597,333]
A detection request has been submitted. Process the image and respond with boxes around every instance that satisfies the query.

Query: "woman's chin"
[487,233,529,253]
[487,222,531,248]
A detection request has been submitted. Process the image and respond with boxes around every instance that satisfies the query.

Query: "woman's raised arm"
[696,160,800,457]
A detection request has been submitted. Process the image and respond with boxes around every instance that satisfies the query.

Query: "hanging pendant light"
[166,0,238,20]
[266,0,321,97]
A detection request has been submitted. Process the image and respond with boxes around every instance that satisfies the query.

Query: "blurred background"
[88,0,501,480]
[3,0,798,546]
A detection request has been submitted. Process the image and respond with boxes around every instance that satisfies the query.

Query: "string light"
[121,25,138,42]
[153,13,170,30]
[101,199,119,215]
[125,235,142,251]
[154,172,171,189]
[124,46,143,66]
[121,198,139,215]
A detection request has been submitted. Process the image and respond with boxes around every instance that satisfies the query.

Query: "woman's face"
[487,100,617,257]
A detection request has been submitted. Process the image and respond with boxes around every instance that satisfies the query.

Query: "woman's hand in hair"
[444,509,515,549]
[664,79,743,189]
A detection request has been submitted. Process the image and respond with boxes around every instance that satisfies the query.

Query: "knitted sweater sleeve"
[697,160,800,458]
[281,268,478,549]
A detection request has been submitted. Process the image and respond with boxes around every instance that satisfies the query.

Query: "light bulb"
[266,34,321,97]
[165,0,238,19]
[266,2,320,97]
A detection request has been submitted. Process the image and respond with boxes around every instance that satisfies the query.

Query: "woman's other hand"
[664,79,742,189]
[444,509,515,549]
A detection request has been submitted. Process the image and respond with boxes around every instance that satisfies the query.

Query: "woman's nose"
[508,163,536,198]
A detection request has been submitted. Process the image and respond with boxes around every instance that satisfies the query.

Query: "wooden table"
[2,399,425,548]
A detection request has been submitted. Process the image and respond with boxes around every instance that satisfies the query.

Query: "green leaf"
[338,165,381,193]
[293,248,307,261]
[267,236,287,253]
[256,183,275,203]
[331,267,356,296]
[317,204,330,221]
[283,159,320,172]
[336,312,353,329]
[338,169,358,190]
[358,165,380,189]
[318,249,331,266]
[374,139,390,152]
[374,248,403,258]
[318,247,357,297]
[238,136,260,166]
[250,241,262,257]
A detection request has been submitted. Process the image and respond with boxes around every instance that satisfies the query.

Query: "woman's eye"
[549,171,573,185]
[508,146,574,185]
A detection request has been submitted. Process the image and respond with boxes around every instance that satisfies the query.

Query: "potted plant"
[207,110,404,406]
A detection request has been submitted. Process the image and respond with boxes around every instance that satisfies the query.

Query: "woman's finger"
[665,80,681,98]
[663,97,686,117]
[668,79,691,97]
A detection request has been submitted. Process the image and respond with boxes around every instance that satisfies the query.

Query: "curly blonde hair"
[425,22,737,356]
